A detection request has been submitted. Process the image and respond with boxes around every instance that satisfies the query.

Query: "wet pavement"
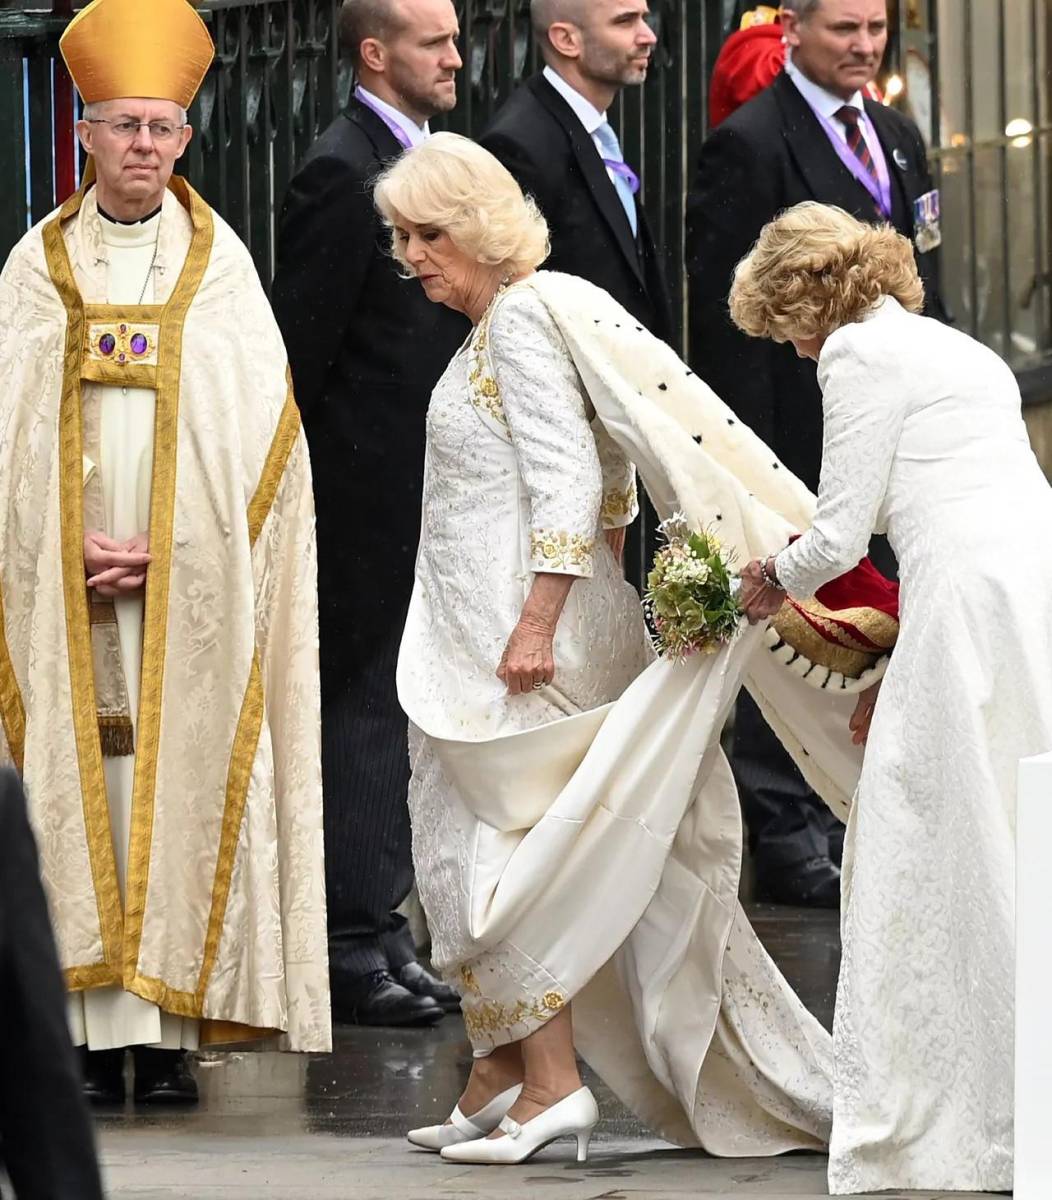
[90,906,984,1198]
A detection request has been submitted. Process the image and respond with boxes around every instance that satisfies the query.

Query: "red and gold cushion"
[768,550,899,692]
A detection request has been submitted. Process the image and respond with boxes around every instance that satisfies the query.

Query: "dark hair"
[338,0,403,67]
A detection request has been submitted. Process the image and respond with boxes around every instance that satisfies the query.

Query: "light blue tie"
[595,121,639,237]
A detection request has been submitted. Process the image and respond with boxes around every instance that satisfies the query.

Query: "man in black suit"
[480,0,673,345]
[271,0,468,1027]
[686,0,948,906]
[0,770,104,1200]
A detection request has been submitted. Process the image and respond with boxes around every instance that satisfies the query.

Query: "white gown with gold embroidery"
[400,285,834,1154]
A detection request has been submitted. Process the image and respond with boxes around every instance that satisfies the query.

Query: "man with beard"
[480,0,673,345]
[686,0,947,907]
[272,0,468,1027]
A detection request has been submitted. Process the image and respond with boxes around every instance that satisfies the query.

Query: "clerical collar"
[98,202,164,226]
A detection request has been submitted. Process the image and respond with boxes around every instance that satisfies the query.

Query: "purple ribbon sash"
[354,87,413,152]
[816,107,892,218]
[603,158,641,195]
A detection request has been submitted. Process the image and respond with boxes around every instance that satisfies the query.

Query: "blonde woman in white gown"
[735,201,1052,1194]
[374,136,899,1170]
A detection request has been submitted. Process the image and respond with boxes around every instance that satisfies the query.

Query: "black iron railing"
[0,0,721,354]
[3,0,1052,398]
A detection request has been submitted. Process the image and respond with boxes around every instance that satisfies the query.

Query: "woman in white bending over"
[736,201,1052,1195]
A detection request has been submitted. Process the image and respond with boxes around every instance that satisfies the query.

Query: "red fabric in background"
[813,555,899,622]
[709,24,785,129]
[707,21,884,129]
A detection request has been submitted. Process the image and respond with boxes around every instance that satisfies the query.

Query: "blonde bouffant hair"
[729,201,925,343]
[374,132,550,277]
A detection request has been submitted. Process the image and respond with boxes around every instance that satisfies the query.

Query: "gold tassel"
[99,717,135,757]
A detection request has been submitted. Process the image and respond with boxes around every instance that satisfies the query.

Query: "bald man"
[479,0,672,342]
[272,0,468,1028]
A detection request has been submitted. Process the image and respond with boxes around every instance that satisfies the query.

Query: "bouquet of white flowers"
[643,513,743,660]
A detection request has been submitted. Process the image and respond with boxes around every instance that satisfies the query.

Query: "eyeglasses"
[85,118,185,142]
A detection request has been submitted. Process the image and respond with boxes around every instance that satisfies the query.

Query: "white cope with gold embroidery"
[0,184,330,1052]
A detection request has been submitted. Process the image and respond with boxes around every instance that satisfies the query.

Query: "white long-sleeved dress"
[775,295,1052,1194]
[399,284,834,1155]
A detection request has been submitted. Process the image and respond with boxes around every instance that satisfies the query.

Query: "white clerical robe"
[67,211,197,1051]
[0,178,330,1053]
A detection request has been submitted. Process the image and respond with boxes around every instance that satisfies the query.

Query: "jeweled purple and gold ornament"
[98,333,116,356]
[130,333,149,356]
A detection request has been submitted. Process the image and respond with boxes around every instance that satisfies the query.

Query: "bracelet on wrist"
[759,556,784,590]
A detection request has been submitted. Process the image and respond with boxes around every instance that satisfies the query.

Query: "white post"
[1015,750,1052,1198]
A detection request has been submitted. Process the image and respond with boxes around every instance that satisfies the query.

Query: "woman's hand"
[849,680,882,747]
[497,614,556,696]
[740,558,786,625]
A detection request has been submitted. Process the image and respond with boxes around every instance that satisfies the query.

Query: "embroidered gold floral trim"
[601,482,637,522]
[468,341,507,429]
[529,529,595,573]
[461,989,567,1042]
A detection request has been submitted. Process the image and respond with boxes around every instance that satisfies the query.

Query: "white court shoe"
[439,1086,599,1165]
[406,1084,522,1152]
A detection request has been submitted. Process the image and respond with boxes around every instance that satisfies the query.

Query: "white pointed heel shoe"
[407,1083,522,1152]
[439,1086,599,1165]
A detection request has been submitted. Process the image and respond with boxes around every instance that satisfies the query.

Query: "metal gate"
[0,0,723,353]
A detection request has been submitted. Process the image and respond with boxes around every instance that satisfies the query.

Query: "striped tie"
[836,105,878,184]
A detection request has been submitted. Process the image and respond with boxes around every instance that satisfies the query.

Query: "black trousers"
[732,691,843,876]
[0,770,104,1200]
[322,628,417,988]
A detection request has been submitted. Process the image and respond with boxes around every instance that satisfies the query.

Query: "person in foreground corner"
[0,770,104,1200]
[0,0,330,1109]
[736,201,1052,1194]
[372,134,907,1171]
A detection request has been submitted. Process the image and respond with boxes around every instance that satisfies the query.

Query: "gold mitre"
[60,0,214,109]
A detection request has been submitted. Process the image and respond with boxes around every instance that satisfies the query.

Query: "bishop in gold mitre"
[0,0,330,1105]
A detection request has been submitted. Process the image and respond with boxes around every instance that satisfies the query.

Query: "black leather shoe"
[754,855,841,908]
[132,1048,199,1105]
[333,969,444,1028]
[79,1046,126,1106]
[396,960,461,1013]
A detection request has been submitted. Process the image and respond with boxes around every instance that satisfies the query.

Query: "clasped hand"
[84,530,151,597]
[739,558,786,624]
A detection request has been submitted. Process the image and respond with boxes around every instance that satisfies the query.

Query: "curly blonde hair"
[373,132,550,277]
[729,201,925,343]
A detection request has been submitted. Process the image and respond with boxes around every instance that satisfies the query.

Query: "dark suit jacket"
[686,71,948,491]
[0,770,103,1200]
[272,100,468,695]
[480,73,674,343]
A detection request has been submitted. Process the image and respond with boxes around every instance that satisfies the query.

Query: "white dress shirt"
[785,55,872,147]
[542,65,621,189]
[356,86,430,148]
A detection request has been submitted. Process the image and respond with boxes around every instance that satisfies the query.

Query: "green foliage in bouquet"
[644,513,743,660]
